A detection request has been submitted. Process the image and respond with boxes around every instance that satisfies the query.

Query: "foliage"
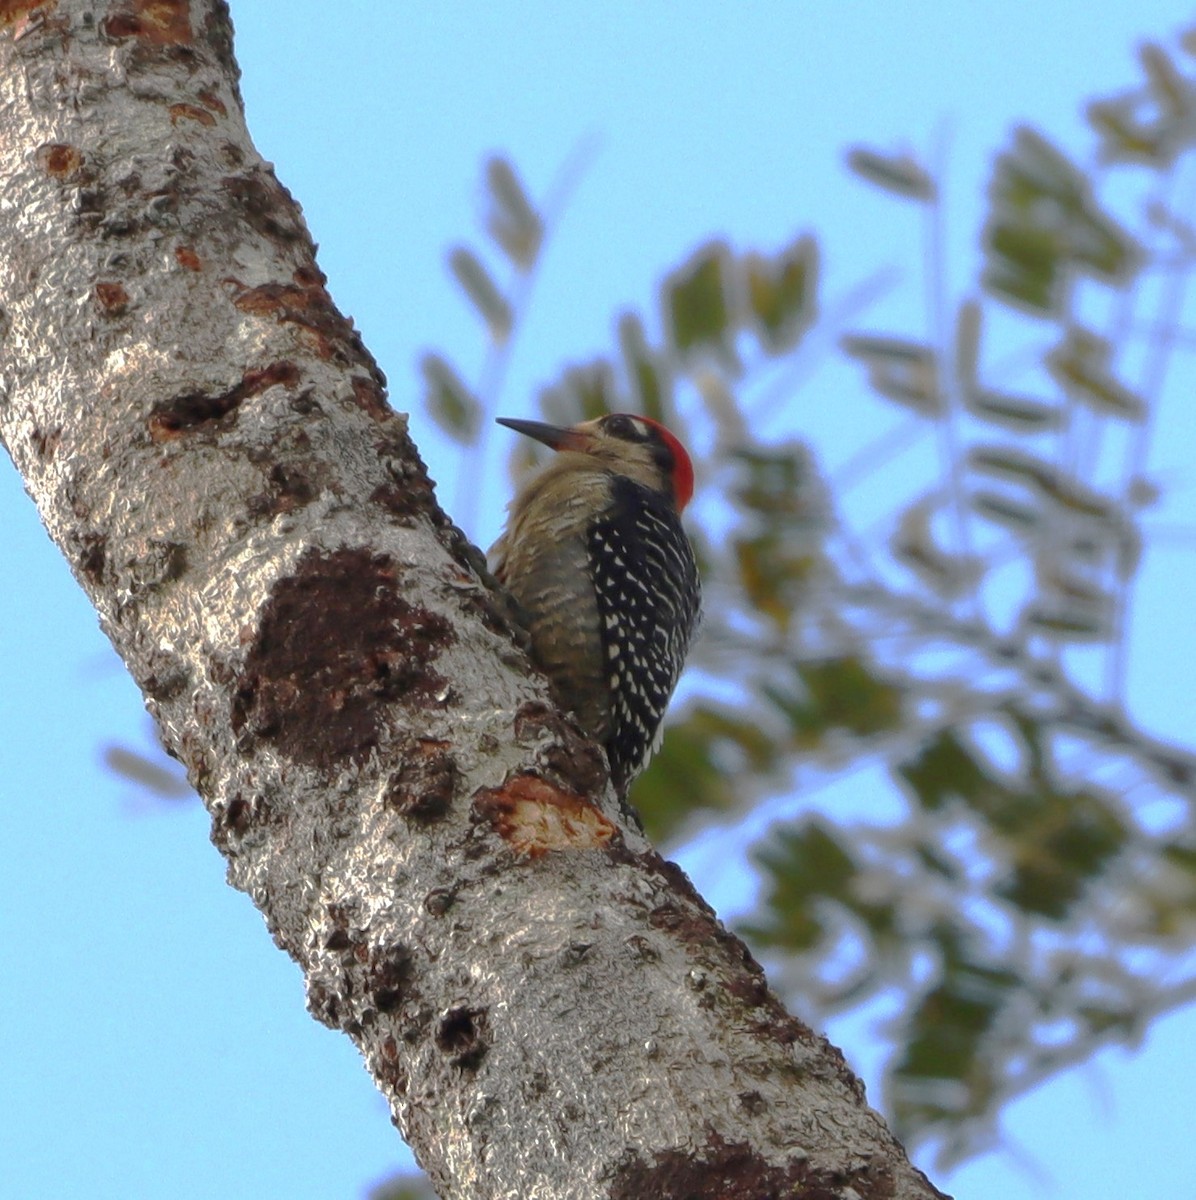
[414,28,1196,1172]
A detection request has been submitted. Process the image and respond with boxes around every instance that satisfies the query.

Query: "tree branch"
[0,4,944,1196]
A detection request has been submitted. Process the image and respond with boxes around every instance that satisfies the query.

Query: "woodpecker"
[490,412,701,794]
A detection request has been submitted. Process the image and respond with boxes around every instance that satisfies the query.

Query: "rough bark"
[0,4,946,1198]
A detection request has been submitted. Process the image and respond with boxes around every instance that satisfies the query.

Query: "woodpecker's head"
[496,413,695,511]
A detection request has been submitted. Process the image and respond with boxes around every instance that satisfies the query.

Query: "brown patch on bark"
[222,795,253,834]
[514,701,609,796]
[369,425,440,518]
[647,899,721,947]
[168,102,215,126]
[372,1042,409,1097]
[197,88,226,116]
[0,0,55,31]
[174,245,202,271]
[370,481,427,522]
[351,374,390,420]
[35,142,82,180]
[435,1006,489,1069]
[148,360,298,440]
[307,980,341,1029]
[292,263,325,287]
[102,0,192,45]
[141,661,188,702]
[200,2,237,82]
[474,774,615,857]
[231,280,354,362]
[324,928,351,952]
[76,533,107,583]
[423,887,455,916]
[367,944,415,1013]
[94,282,129,316]
[384,739,459,821]
[232,549,452,772]
[241,360,301,395]
[611,1134,802,1200]
[30,425,61,459]
[611,1132,908,1200]
[209,793,271,854]
[218,140,244,169]
[222,168,306,244]
[124,538,186,594]
[247,460,318,518]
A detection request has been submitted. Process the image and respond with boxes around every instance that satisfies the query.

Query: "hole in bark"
[435,1006,489,1069]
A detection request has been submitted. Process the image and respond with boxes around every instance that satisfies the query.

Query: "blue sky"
[3,4,1195,1198]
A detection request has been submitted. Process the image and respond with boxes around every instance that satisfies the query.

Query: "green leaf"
[897,962,1014,1080]
[846,145,937,202]
[1140,42,1190,124]
[1075,1003,1137,1038]
[367,1174,440,1200]
[841,333,942,417]
[767,656,903,748]
[731,446,820,522]
[483,155,544,270]
[965,387,1063,432]
[742,820,860,951]
[967,445,1055,490]
[896,729,998,813]
[742,234,819,354]
[982,126,1141,314]
[968,445,1118,521]
[982,245,1057,313]
[1086,94,1171,165]
[892,495,983,598]
[629,719,737,842]
[1161,840,1196,872]
[663,240,737,368]
[734,533,818,630]
[892,957,1018,1136]
[801,656,904,738]
[448,245,513,341]
[685,705,782,773]
[420,352,481,443]
[970,488,1041,534]
[982,260,1056,314]
[997,788,1127,918]
[1044,326,1146,420]
[1023,603,1112,642]
[1038,566,1113,610]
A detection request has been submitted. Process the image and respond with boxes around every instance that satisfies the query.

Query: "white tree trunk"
[0,4,945,1197]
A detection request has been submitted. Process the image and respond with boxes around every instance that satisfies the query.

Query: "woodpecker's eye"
[604,414,645,441]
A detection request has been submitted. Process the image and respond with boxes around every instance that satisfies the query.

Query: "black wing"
[587,477,701,789]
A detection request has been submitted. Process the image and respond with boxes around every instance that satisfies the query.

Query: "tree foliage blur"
[419,26,1196,1174]
[109,19,1196,1192]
